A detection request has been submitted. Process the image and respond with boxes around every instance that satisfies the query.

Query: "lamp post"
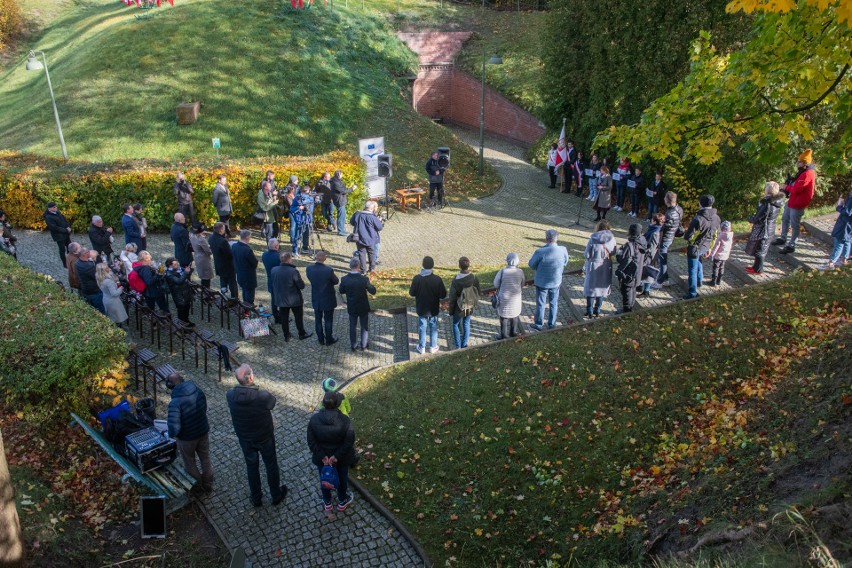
[25,50,68,161]
[478,53,502,176]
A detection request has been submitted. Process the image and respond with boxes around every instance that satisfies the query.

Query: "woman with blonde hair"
[96,262,128,327]
[745,181,785,274]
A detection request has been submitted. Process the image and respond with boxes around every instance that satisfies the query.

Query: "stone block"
[176,102,200,125]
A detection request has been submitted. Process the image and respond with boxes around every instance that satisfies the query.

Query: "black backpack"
[615,242,638,283]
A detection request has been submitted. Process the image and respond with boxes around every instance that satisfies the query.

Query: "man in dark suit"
[121,203,144,251]
[261,239,281,323]
[330,170,353,236]
[208,222,238,300]
[270,251,312,341]
[232,229,258,305]
[88,215,114,262]
[43,202,71,265]
[561,141,578,194]
[338,257,376,351]
[170,212,193,269]
[305,250,338,345]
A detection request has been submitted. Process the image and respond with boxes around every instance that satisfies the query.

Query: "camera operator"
[425,152,444,205]
[257,181,277,242]
[314,172,334,231]
[330,170,354,236]
[289,182,315,257]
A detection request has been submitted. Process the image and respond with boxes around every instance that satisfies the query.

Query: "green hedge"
[0,253,128,426]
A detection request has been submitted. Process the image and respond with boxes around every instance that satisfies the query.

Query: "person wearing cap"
[774,149,817,254]
[683,195,721,299]
[338,257,376,351]
[493,252,525,338]
[409,256,447,354]
[307,391,356,512]
[529,229,570,330]
[189,223,214,288]
[43,201,72,265]
[167,372,213,493]
[321,378,350,416]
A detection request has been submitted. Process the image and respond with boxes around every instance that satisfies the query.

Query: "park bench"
[69,412,195,514]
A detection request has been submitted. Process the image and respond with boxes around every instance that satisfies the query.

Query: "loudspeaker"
[377,153,393,178]
[140,496,166,539]
[437,147,450,169]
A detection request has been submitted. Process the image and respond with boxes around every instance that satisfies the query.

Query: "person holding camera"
[315,172,334,231]
[257,181,278,242]
[211,175,232,238]
[173,172,196,225]
[330,171,353,236]
[165,257,195,324]
[425,152,445,205]
[289,183,314,257]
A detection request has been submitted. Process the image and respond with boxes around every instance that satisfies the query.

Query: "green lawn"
[348,268,851,566]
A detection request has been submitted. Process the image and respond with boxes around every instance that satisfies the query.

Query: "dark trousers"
[177,434,214,491]
[619,280,636,311]
[630,189,640,215]
[178,202,196,225]
[316,463,349,502]
[349,312,369,349]
[429,182,443,201]
[315,308,334,343]
[616,181,627,208]
[241,286,256,305]
[56,237,70,266]
[280,305,306,338]
[201,279,211,289]
[218,214,232,237]
[238,436,282,505]
[355,245,376,273]
[176,303,191,323]
[753,254,765,273]
[84,292,106,315]
[547,166,557,188]
[499,316,520,339]
[220,274,238,299]
[712,258,726,284]
[145,295,169,313]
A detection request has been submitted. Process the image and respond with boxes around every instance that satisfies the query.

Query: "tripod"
[426,174,453,214]
[303,214,325,259]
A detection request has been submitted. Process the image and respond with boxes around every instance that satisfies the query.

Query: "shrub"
[0,151,367,232]
[0,0,22,51]
[0,254,129,426]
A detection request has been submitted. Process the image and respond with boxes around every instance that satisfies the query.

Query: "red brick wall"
[413,65,454,120]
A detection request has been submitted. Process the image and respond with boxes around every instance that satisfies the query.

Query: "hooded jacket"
[306,408,356,467]
[684,207,721,257]
[583,230,616,297]
[832,197,852,241]
[409,270,447,317]
[709,229,734,261]
[167,381,209,441]
[227,385,276,442]
[448,272,481,316]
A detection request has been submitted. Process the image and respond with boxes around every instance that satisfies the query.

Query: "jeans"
[220,274,238,300]
[452,312,472,348]
[630,189,639,215]
[289,222,299,253]
[349,312,369,349]
[241,286,255,305]
[279,305,307,338]
[238,436,282,505]
[321,203,333,228]
[588,177,598,201]
[656,246,670,283]
[830,237,851,263]
[534,286,559,328]
[616,180,627,208]
[585,296,603,315]
[336,204,348,234]
[315,308,334,343]
[356,244,376,273]
[498,316,520,338]
[646,200,658,219]
[686,255,704,297]
[316,463,349,503]
[177,433,214,491]
[780,206,805,247]
[417,315,438,350]
[84,292,106,315]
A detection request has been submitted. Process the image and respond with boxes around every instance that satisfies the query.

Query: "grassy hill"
[0,0,501,195]
[349,268,852,567]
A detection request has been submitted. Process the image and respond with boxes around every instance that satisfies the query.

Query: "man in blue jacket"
[170,212,193,269]
[261,239,281,323]
[167,372,213,494]
[529,229,570,330]
[306,250,339,346]
[232,229,258,305]
[121,203,144,251]
[349,201,383,274]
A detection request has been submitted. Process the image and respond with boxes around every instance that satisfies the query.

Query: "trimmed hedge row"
[0,151,367,232]
[0,253,128,426]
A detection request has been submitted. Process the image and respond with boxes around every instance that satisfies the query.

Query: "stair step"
[801,213,839,247]
[392,311,410,363]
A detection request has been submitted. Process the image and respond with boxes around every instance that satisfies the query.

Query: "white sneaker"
[415,345,425,354]
[817,263,835,270]
[613,206,621,211]
[650,282,662,290]
[429,346,439,354]
[661,280,673,287]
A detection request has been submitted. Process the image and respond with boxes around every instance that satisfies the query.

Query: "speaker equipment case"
[124,427,177,473]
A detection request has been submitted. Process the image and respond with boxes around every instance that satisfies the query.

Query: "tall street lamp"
[478,53,502,176]
[25,50,68,161]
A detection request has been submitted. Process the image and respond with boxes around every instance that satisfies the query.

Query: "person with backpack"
[132,251,169,313]
[615,224,647,313]
[639,213,664,297]
[409,256,447,354]
[447,256,481,349]
[683,195,721,299]
[307,391,356,513]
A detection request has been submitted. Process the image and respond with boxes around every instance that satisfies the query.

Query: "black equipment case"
[124,427,177,473]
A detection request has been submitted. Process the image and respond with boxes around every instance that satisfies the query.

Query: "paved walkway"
[10,127,836,567]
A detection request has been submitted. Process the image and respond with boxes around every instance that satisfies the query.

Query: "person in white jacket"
[708,220,733,286]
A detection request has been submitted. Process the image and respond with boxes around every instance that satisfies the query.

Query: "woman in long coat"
[593,166,613,220]
[583,220,616,318]
[189,224,214,288]
[493,252,525,339]
[96,262,128,327]
[745,182,785,275]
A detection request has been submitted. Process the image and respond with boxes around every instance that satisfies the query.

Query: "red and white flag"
[554,125,567,170]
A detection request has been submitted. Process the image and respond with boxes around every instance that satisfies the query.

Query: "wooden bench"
[69,412,195,514]
[395,188,426,212]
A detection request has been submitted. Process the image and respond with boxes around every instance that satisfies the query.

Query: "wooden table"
[395,188,426,212]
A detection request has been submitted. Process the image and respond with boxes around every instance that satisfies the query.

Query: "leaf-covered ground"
[348,268,851,566]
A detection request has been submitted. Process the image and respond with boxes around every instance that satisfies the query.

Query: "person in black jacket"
[305,250,339,345]
[166,373,213,493]
[616,224,647,313]
[88,216,114,262]
[425,152,445,204]
[170,213,193,269]
[683,195,721,299]
[227,364,287,507]
[654,191,683,289]
[646,172,667,221]
[134,251,169,313]
[76,249,106,314]
[409,256,447,354]
[307,391,356,512]
[270,252,312,341]
[232,229,259,305]
[745,182,785,274]
[43,202,72,265]
[338,257,376,351]
[208,222,238,300]
[173,172,196,225]
[165,258,194,324]
[627,166,646,218]
[0,210,17,260]
[330,170,353,236]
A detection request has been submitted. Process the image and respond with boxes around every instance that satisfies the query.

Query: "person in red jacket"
[774,149,816,254]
